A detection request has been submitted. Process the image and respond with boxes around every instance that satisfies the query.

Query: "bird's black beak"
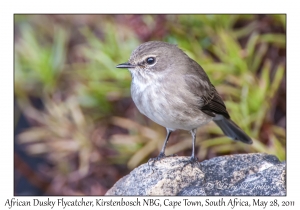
[116,62,136,68]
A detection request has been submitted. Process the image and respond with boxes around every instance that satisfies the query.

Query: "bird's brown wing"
[200,85,230,119]
[183,59,230,118]
[184,59,252,144]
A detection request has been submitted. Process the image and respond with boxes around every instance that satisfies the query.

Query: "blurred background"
[14,14,286,195]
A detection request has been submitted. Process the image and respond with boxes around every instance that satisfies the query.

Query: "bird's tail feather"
[213,115,253,144]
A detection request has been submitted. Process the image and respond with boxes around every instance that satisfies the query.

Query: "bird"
[116,41,252,164]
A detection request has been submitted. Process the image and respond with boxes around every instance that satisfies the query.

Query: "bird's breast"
[130,75,213,130]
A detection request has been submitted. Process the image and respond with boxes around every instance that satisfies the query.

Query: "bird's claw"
[180,156,200,171]
[147,153,178,166]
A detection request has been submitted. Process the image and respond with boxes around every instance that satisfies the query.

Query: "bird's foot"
[147,153,177,166]
[180,156,200,171]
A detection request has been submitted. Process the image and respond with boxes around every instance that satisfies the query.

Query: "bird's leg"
[158,128,173,158]
[148,128,173,165]
[181,129,200,169]
[190,128,198,162]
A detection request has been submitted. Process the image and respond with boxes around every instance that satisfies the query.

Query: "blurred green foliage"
[14,14,286,195]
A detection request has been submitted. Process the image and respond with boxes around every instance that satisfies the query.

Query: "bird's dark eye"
[146,57,156,65]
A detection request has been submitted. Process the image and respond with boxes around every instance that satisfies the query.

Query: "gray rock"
[105,153,286,196]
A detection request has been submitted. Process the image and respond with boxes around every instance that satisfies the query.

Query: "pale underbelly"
[142,107,213,130]
[133,91,213,131]
[131,77,213,130]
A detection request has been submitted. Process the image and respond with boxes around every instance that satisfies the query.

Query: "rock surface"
[105,153,286,196]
